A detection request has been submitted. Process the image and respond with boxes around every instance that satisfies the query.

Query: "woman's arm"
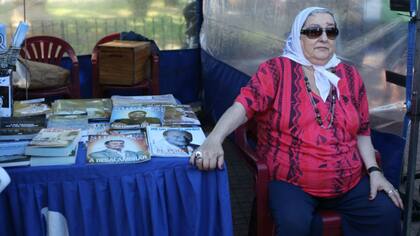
[189,102,248,170]
[357,135,403,209]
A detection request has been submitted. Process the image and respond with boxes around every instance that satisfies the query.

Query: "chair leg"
[248,197,257,236]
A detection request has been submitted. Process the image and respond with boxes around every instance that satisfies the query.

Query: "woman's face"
[300,13,336,66]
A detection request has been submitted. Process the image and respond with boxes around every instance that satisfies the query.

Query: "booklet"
[111,94,177,107]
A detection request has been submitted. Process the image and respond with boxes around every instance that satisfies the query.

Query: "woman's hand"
[369,172,404,209]
[189,137,224,171]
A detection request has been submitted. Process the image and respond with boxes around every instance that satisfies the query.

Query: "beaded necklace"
[303,76,337,129]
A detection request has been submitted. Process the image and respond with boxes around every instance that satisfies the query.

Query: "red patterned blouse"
[235,57,370,198]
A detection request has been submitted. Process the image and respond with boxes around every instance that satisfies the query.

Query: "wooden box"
[98,40,151,85]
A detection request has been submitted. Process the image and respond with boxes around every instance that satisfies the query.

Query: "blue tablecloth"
[0,143,233,236]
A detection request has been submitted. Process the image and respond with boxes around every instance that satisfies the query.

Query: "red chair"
[15,35,81,100]
[91,33,160,98]
[234,120,381,236]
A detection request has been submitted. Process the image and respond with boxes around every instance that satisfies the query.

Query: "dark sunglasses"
[300,27,339,40]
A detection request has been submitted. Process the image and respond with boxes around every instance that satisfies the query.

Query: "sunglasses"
[300,27,339,40]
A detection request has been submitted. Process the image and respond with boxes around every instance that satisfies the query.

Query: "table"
[0,143,233,236]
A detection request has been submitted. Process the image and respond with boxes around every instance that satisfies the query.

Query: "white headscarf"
[283,6,341,102]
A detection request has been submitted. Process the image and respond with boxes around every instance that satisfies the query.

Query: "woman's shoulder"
[258,56,297,69]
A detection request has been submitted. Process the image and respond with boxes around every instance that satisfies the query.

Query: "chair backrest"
[91,32,121,65]
[19,35,80,98]
[20,35,78,66]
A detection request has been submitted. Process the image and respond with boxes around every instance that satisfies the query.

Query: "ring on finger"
[387,189,394,195]
[194,151,203,161]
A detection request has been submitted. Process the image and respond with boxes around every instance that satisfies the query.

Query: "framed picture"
[0,76,12,117]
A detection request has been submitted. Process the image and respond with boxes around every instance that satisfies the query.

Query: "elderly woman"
[190,6,403,236]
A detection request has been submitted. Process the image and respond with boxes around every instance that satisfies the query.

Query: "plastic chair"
[91,33,160,98]
[234,120,381,236]
[15,35,81,100]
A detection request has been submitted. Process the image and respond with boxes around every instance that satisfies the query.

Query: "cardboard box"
[98,40,151,85]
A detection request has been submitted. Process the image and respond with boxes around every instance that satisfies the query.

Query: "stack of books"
[0,114,47,167]
[25,128,81,166]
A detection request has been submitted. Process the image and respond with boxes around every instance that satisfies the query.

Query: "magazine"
[110,105,164,130]
[111,94,177,107]
[87,133,150,164]
[52,98,112,121]
[163,104,200,126]
[147,126,206,157]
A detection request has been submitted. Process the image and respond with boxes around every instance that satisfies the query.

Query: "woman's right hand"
[189,136,224,171]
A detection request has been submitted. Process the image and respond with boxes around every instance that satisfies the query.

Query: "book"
[0,155,30,167]
[25,128,81,156]
[163,104,200,126]
[52,98,112,121]
[13,99,51,117]
[0,114,46,140]
[111,94,177,107]
[87,133,150,164]
[147,126,206,157]
[47,114,89,131]
[110,105,164,130]
[0,140,29,155]
[30,145,78,166]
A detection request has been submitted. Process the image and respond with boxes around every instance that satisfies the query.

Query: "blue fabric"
[0,143,233,236]
[159,49,201,104]
[269,177,401,236]
[371,129,405,188]
[201,49,250,122]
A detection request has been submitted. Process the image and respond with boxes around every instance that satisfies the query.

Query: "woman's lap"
[268,176,401,236]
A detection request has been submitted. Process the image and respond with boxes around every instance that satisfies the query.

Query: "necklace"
[303,76,337,129]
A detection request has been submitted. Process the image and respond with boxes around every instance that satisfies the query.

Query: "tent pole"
[403,1,420,235]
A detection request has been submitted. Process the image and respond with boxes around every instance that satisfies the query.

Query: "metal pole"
[403,1,420,235]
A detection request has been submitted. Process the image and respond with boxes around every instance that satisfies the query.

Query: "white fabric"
[282,6,341,102]
[41,207,70,236]
[0,167,10,193]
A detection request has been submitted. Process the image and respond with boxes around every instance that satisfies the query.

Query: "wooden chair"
[91,33,160,98]
[15,35,81,100]
[234,120,381,236]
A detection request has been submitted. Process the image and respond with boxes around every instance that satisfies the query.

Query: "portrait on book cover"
[148,127,206,157]
[87,135,149,163]
[110,106,163,129]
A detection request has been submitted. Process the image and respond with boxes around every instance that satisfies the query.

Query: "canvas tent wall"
[200,0,407,130]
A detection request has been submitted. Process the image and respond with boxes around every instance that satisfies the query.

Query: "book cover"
[0,114,47,139]
[163,105,201,126]
[147,126,206,157]
[111,94,177,107]
[0,155,30,167]
[87,133,150,164]
[13,98,51,117]
[110,105,164,130]
[25,128,81,157]
[52,98,112,121]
